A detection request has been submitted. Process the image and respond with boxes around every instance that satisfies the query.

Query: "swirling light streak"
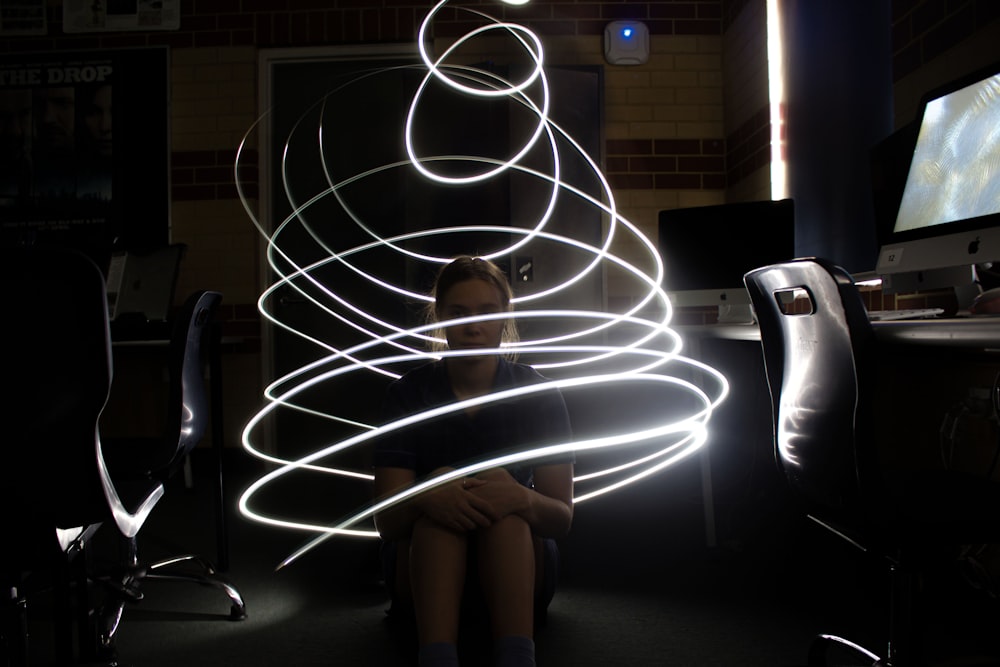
[244,190,640,399]
[246,72,660,419]
[248,310,689,476]
[238,343,725,567]
[234,0,731,564]
[239,328,727,565]
[307,63,554,270]
[260,141,658,354]
[273,9,615,305]
[408,67,561,263]
[263,58,621,316]
[255,220,661,367]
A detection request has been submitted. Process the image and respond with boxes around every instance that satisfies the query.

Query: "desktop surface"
[677,312,1000,349]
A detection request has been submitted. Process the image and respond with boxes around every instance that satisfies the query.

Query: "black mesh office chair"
[744,257,1000,666]
[96,290,246,649]
[0,246,115,665]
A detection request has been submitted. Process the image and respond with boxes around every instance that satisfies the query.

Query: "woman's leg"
[409,515,469,646]
[477,514,535,639]
[388,538,412,614]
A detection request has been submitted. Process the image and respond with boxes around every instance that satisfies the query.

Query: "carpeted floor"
[14,450,1000,666]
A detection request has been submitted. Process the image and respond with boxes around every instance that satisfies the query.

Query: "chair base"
[145,553,247,620]
[95,551,247,650]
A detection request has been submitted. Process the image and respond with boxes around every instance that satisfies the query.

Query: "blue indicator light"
[622,27,633,38]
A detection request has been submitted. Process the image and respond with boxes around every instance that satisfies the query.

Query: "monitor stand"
[881,264,980,312]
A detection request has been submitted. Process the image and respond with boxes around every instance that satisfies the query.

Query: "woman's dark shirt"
[373,358,573,485]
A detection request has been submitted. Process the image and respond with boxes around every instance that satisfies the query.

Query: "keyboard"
[867,307,945,321]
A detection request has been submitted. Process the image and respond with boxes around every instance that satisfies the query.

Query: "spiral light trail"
[235,0,729,566]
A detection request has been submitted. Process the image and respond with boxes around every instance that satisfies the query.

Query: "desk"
[679,317,1000,547]
[107,324,232,571]
[683,316,1000,347]
[676,325,763,548]
[872,317,1000,348]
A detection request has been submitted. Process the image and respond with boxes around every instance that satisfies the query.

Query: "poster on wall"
[63,0,180,33]
[0,47,169,262]
[0,0,47,36]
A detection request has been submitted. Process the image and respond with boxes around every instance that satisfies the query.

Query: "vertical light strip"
[766,0,787,199]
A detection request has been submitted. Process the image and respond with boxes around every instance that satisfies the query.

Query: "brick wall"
[3,0,999,441]
[721,0,769,203]
[890,0,1000,125]
[1,1,732,304]
[0,1,731,445]
[890,0,1000,83]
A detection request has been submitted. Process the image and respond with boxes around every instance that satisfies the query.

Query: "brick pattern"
[4,2,998,208]
[0,1,729,203]
[432,1,722,40]
[173,149,253,201]
[859,284,959,315]
[606,137,726,191]
[725,103,770,189]
[891,0,1000,81]
[1,1,994,444]
[1,1,722,52]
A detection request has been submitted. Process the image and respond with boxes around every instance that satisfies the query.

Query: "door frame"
[254,44,419,455]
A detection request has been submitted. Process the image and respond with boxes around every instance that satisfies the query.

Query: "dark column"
[782,0,893,273]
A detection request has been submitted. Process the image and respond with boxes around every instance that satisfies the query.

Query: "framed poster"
[63,0,180,33]
[0,47,170,265]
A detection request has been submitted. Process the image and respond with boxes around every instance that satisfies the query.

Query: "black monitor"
[658,198,795,322]
[875,60,1000,299]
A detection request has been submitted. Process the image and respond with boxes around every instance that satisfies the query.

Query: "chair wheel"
[229,604,247,621]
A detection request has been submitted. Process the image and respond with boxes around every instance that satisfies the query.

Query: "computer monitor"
[875,60,1000,298]
[658,198,795,322]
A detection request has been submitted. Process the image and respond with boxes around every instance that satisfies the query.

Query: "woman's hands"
[465,468,529,520]
[375,464,570,538]
[417,467,528,533]
[415,469,494,532]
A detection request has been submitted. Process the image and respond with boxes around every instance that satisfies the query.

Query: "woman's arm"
[373,465,496,540]
[469,462,574,538]
[525,462,574,537]
[372,466,419,540]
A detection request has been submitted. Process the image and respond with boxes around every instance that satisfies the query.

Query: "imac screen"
[877,60,1000,278]
[658,199,795,310]
[894,72,1000,233]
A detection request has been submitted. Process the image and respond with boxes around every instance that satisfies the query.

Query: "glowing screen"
[894,72,1000,233]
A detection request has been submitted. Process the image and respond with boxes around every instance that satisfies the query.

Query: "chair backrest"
[154,290,222,478]
[0,246,113,533]
[743,258,877,514]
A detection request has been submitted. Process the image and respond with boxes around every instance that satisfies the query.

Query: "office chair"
[95,290,246,650]
[744,257,1000,666]
[0,246,117,665]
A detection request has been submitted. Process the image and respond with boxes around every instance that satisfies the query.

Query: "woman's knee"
[479,514,532,546]
[411,515,467,548]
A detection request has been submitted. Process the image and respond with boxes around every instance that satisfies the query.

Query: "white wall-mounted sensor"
[604,20,649,65]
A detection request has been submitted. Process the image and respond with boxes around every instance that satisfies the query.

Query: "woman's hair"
[426,255,519,355]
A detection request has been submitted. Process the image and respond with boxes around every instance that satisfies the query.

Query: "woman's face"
[438,278,507,353]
